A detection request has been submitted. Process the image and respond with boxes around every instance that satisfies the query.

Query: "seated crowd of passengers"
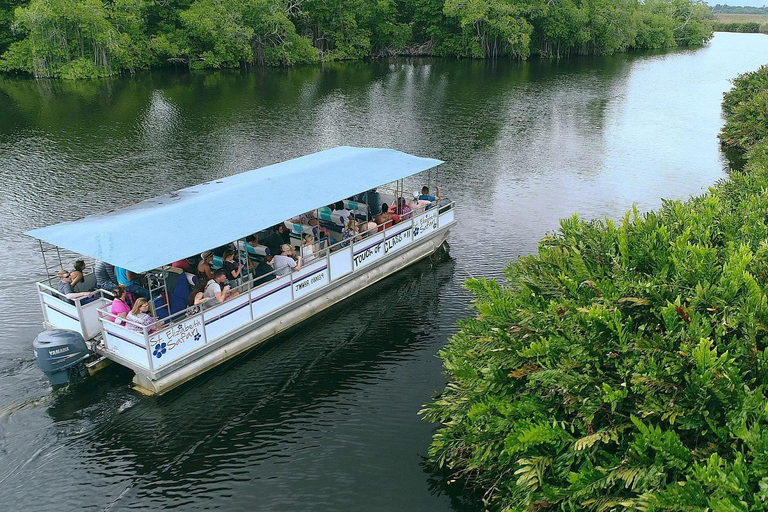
[108,286,158,331]
[63,185,442,315]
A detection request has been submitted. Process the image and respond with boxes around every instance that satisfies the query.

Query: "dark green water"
[1,33,768,511]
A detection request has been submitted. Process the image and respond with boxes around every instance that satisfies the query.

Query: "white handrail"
[68,199,455,373]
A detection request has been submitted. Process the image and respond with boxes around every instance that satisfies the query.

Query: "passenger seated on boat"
[108,285,130,325]
[222,250,243,288]
[265,223,289,256]
[331,201,351,227]
[56,270,96,305]
[205,269,238,303]
[273,244,301,277]
[295,211,317,227]
[253,254,276,285]
[341,218,361,247]
[342,199,370,221]
[316,209,347,243]
[301,234,317,262]
[418,185,440,203]
[115,266,151,301]
[212,243,236,258]
[375,203,401,231]
[126,298,158,333]
[95,260,119,292]
[187,279,211,316]
[297,211,329,239]
[197,251,214,281]
[361,221,377,237]
[389,197,412,220]
[409,193,432,214]
[70,260,86,287]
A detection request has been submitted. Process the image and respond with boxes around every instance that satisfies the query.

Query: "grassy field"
[714,13,768,24]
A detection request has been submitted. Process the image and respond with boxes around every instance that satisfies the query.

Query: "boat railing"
[74,199,455,377]
[36,281,113,340]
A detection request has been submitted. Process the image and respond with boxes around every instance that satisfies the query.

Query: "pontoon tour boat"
[26,147,455,395]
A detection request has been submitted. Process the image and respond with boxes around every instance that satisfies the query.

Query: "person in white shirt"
[273,244,301,277]
[204,270,238,302]
[331,201,351,227]
[301,234,317,263]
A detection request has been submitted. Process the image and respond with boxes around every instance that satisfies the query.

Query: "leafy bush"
[713,22,761,33]
[721,65,768,150]
[424,65,768,511]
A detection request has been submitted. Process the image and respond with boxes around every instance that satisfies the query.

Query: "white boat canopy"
[25,146,443,273]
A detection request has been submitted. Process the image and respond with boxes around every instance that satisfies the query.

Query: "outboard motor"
[34,329,91,386]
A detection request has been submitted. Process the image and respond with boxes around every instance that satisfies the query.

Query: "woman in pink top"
[110,285,130,325]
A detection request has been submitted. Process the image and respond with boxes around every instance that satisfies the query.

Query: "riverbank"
[714,14,768,34]
[0,0,713,79]
[423,64,768,510]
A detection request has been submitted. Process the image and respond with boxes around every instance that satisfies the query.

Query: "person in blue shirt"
[418,185,440,203]
[115,266,151,301]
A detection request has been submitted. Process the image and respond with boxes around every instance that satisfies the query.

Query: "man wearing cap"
[273,244,301,277]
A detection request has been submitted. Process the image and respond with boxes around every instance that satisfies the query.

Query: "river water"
[1,32,767,511]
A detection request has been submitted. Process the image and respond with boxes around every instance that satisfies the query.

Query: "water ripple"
[1,34,768,511]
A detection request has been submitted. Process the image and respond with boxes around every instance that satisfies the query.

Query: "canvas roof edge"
[25,146,444,273]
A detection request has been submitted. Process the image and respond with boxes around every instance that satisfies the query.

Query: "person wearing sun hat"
[197,251,214,281]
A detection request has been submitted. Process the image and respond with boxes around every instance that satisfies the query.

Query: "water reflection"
[1,32,768,512]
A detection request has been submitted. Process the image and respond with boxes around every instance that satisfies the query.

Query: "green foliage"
[713,22,761,33]
[0,0,147,78]
[442,0,532,59]
[634,4,677,49]
[0,0,715,76]
[0,0,27,55]
[713,5,768,15]
[180,0,254,68]
[423,65,768,510]
[721,65,768,150]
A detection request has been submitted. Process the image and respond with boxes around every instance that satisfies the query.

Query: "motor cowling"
[33,329,91,386]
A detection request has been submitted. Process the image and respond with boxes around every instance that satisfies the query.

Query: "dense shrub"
[713,22,761,33]
[721,65,768,150]
[423,65,768,510]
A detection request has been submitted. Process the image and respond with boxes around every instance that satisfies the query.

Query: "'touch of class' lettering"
[354,248,375,266]
[384,232,405,253]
